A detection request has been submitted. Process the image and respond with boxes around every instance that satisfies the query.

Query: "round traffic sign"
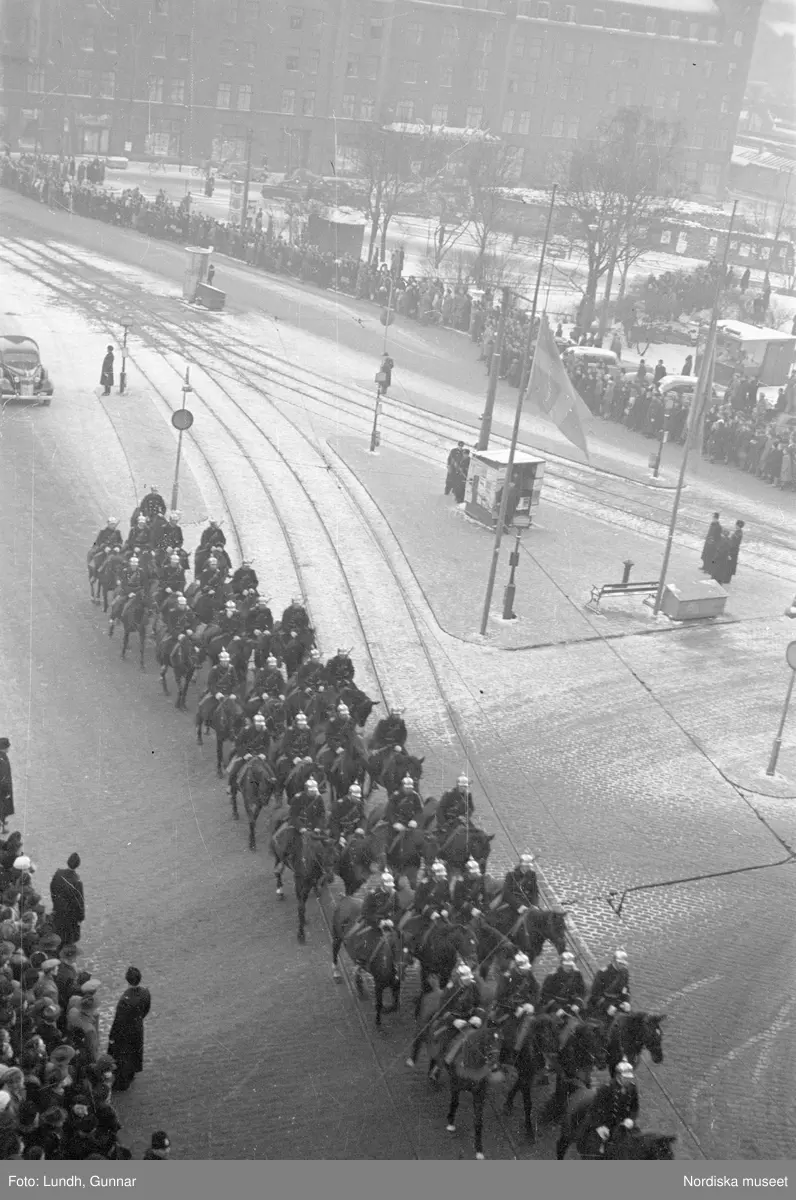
[380,309,395,327]
[171,408,194,431]
[786,641,796,671]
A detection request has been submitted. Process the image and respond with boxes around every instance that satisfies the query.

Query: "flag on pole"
[528,317,590,460]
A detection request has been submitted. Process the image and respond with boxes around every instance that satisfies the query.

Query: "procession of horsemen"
[85,489,674,1161]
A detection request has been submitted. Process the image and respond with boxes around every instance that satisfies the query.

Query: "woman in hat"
[107,967,151,1092]
[0,739,13,832]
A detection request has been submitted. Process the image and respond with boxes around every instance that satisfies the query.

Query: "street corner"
[718,746,796,800]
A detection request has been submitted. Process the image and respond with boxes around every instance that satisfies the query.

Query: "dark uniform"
[540,965,586,1015]
[246,602,274,636]
[254,665,285,697]
[198,562,224,591]
[165,607,192,639]
[125,521,151,552]
[324,714,355,749]
[587,1079,640,1149]
[158,563,186,597]
[414,876,452,921]
[450,873,487,920]
[216,608,243,639]
[92,525,123,552]
[587,963,630,1019]
[500,865,540,913]
[281,601,310,635]
[199,523,226,551]
[326,654,355,688]
[434,977,481,1036]
[163,520,184,550]
[495,966,540,1018]
[361,884,399,930]
[230,565,259,594]
[330,793,366,841]
[383,787,423,827]
[205,661,238,698]
[228,724,271,791]
[297,656,325,688]
[370,713,408,750]
[140,491,167,522]
[437,786,474,833]
[120,564,146,595]
[288,788,326,832]
[280,724,314,762]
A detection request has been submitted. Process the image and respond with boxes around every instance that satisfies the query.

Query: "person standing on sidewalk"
[445,442,465,495]
[100,346,115,396]
[727,520,745,583]
[0,739,13,834]
[700,513,722,574]
[49,853,85,945]
[108,966,152,1092]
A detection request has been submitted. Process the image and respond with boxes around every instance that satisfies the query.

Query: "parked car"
[561,346,620,371]
[0,335,54,405]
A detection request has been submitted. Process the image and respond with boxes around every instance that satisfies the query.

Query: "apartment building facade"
[0,0,763,196]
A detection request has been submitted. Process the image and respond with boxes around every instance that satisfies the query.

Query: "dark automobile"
[0,335,54,405]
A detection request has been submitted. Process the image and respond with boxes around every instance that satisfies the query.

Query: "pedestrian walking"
[681,354,693,376]
[700,513,722,574]
[653,359,666,384]
[49,853,85,945]
[144,1130,171,1160]
[0,739,13,834]
[727,519,745,582]
[452,448,470,503]
[445,442,465,495]
[108,967,152,1092]
[100,345,114,396]
[709,532,733,585]
[207,262,215,286]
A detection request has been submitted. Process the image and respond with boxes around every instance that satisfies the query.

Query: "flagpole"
[652,200,738,616]
[479,320,544,636]
[519,184,557,395]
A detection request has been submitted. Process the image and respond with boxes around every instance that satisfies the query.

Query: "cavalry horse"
[483,901,568,963]
[401,917,479,1008]
[196,694,245,777]
[95,552,125,612]
[427,818,495,874]
[555,1086,676,1160]
[498,1012,560,1140]
[365,806,436,887]
[335,831,377,896]
[365,748,424,799]
[420,1012,505,1161]
[321,746,368,802]
[157,633,200,709]
[542,1018,609,1126]
[234,754,278,851]
[269,820,337,943]
[605,1011,666,1076]
[331,896,409,1027]
[110,593,150,669]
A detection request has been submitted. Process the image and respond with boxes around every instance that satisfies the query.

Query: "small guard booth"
[464,448,545,530]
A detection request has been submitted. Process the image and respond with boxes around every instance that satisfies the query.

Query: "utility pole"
[518,184,557,396]
[477,287,511,451]
[171,367,194,511]
[370,280,394,452]
[241,126,254,233]
[652,200,738,616]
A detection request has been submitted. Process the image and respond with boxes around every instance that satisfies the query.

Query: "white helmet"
[520,853,535,868]
[349,783,362,798]
[129,556,139,567]
[381,872,395,890]
[614,950,628,965]
[465,857,480,875]
[310,648,320,660]
[169,554,180,566]
[615,1059,634,1079]
[177,595,188,608]
[253,713,266,727]
[337,704,349,718]
[457,775,469,788]
[401,775,414,790]
[219,650,230,663]
[225,600,236,612]
[431,860,447,878]
[455,963,474,983]
[136,514,146,525]
[295,713,308,726]
[266,656,277,669]
[306,778,319,793]
[561,951,576,967]
[207,556,217,567]
[169,511,180,522]
[514,952,531,972]
[107,517,118,527]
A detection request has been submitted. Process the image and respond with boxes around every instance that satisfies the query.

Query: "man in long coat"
[727,519,745,581]
[0,739,13,832]
[700,513,722,574]
[49,853,85,945]
[100,346,114,396]
[108,966,152,1091]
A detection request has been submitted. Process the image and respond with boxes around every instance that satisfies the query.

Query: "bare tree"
[555,107,683,327]
[463,141,522,284]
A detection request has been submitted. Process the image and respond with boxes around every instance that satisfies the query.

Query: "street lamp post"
[650,397,674,479]
[502,530,522,620]
[766,640,796,777]
[370,279,394,453]
[171,367,194,511]
[119,314,134,395]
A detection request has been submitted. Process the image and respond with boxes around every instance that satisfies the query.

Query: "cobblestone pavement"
[2,203,795,1160]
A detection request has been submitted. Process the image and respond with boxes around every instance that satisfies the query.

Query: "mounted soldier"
[164,594,193,639]
[283,777,327,858]
[360,871,400,936]
[496,853,539,915]
[540,951,586,1020]
[198,648,238,722]
[296,647,325,689]
[582,1060,639,1157]
[326,649,355,689]
[429,963,482,1070]
[369,708,408,752]
[281,597,311,636]
[383,775,423,829]
[198,519,226,552]
[330,783,366,845]
[409,860,452,939]
[216,599,243,640]
[230,560,259,596]
[91,517,123,553]
[323,703,356,752]
[198,554,224,593]
[125,513,151,552]
[279,712,313,764]
[254,655,285,698]
[494,952,540,1029]
[162,511,184,550]
[450,858,487,922]
[139,487,167,522]
[245,597,274,637]
[227,713,271,798]
[157,553,186,603]
[436,775,475,838]
[120,554,146,595]
[587,950,631,1021]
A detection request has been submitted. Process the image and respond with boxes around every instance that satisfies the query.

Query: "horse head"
[531,1013,560,1070]
[546,908,569,955]
[640,1013,666,1064]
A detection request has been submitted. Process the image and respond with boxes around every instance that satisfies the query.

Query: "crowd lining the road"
[4,153,794,489]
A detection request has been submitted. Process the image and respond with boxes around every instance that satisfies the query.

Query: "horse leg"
[374,982,383,1028]
[196,714,203,745]
[297,888,307,944]
[230,780,240,820]
[445,1078,461,1134]
[332,935,343,981]
[121,628,129,659]
[139,628,146,670]
[407,1023,425,1068]
[275,863,284,899]
[555,1125,571,1161]
[248,816,257,852]
[160,664,169,693]
[473,1082,487,1159]
[518,1062,534,1139]
[216,737,224,778]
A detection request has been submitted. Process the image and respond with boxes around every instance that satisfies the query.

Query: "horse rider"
[284,777,327,857]
[198,555,224,592]
[383,775,423,830]
[450,857,487,922]
[227,713,271,797]
[325,649,355,689]
[369,708,408,751]
[230,560,259,595]
[245,597,274,637]
[330,783,366,845]
[587,950,631,1021]
[540,951,586,1020]
[165,594,193,639]
[139,487,167,522]
[296,647,325,689]
[281,598,310,636]
[216,599,243,640]
[360,871,400,935]
[494,952,540,1027]
[430,963,482,1065]
[125,513,151,552]
[410,860,452,939]
[436,775,475,838]
[199,648,238,719]
[254,655,285,698]
[279,712,313,764]
[120,555,146,596]
[163,511,184,550]
[497,853,540,915]
[157,553,186,602]
[324,703,356,753]
[582,1060,639,1156]
[91,517,123,553]
[198,519,226,553]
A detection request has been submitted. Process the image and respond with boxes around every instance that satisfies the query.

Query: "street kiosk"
[464,448,545,530]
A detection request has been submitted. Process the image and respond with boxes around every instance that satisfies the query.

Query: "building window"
[346,56,359,77]
[27,70,44,93]
[105,30,118,54]
[514,36,525,56]
[174,34,189,58]
[281,88,296,114]
[289,7,303,28]
[432,102,448,123]
[217,82,232,108]
[221,39,235,63]
[307,49,320,73]
[476,31,494,54]
[502,110,515,132]
[646,16,656,33]
[528,36,543,58]
[550,115,564,136]
[302,90,315,115]
[359,96,375,120]
[286,51,299,70]
[562,42,574,62]
[153,36,166,57]
[475,67,488,91]
[566,117,580,138]
[715,129,728,149]
[689,22,699,38]
[440,65,453,87]
[341,93,355,117]
[395,98,415,120]
[518,110,531,134]
[660,230,672,245]
[619,13,630,29]
[593,8,605,25]
[370,18,383,37]
[537,1,549,15]
[707,25,718,42]
[244,1,260,19]
[670,20,680,35]
[403,61,419,83]
[154,0,168,12]
[691,128,705,148]
[661,59,670,75]
[670,90,680,109]
[228,1,238,22]
[703,60,713,77]
[733,30,743,46]
[365,56,379,79]
[81,30,94,52]
[708,235,718,252]
[760,245,770,261]
[518,0,531,13]
[99,71,116,98]
[237,84,252,110]
[564,5,575,20]
[654,91,666,108]
[619,84,632,104]
[465,105,483,127]
[443,24,457,50]
[507,75,519,93]
[721,94,730,112]
[702,163,721,192]
[147,76,163,102]
[696,91,707,108]
[577,45,592,65]
[406,22,423,45]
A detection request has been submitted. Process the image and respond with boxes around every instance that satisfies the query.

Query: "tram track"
[1,236,707,1157]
